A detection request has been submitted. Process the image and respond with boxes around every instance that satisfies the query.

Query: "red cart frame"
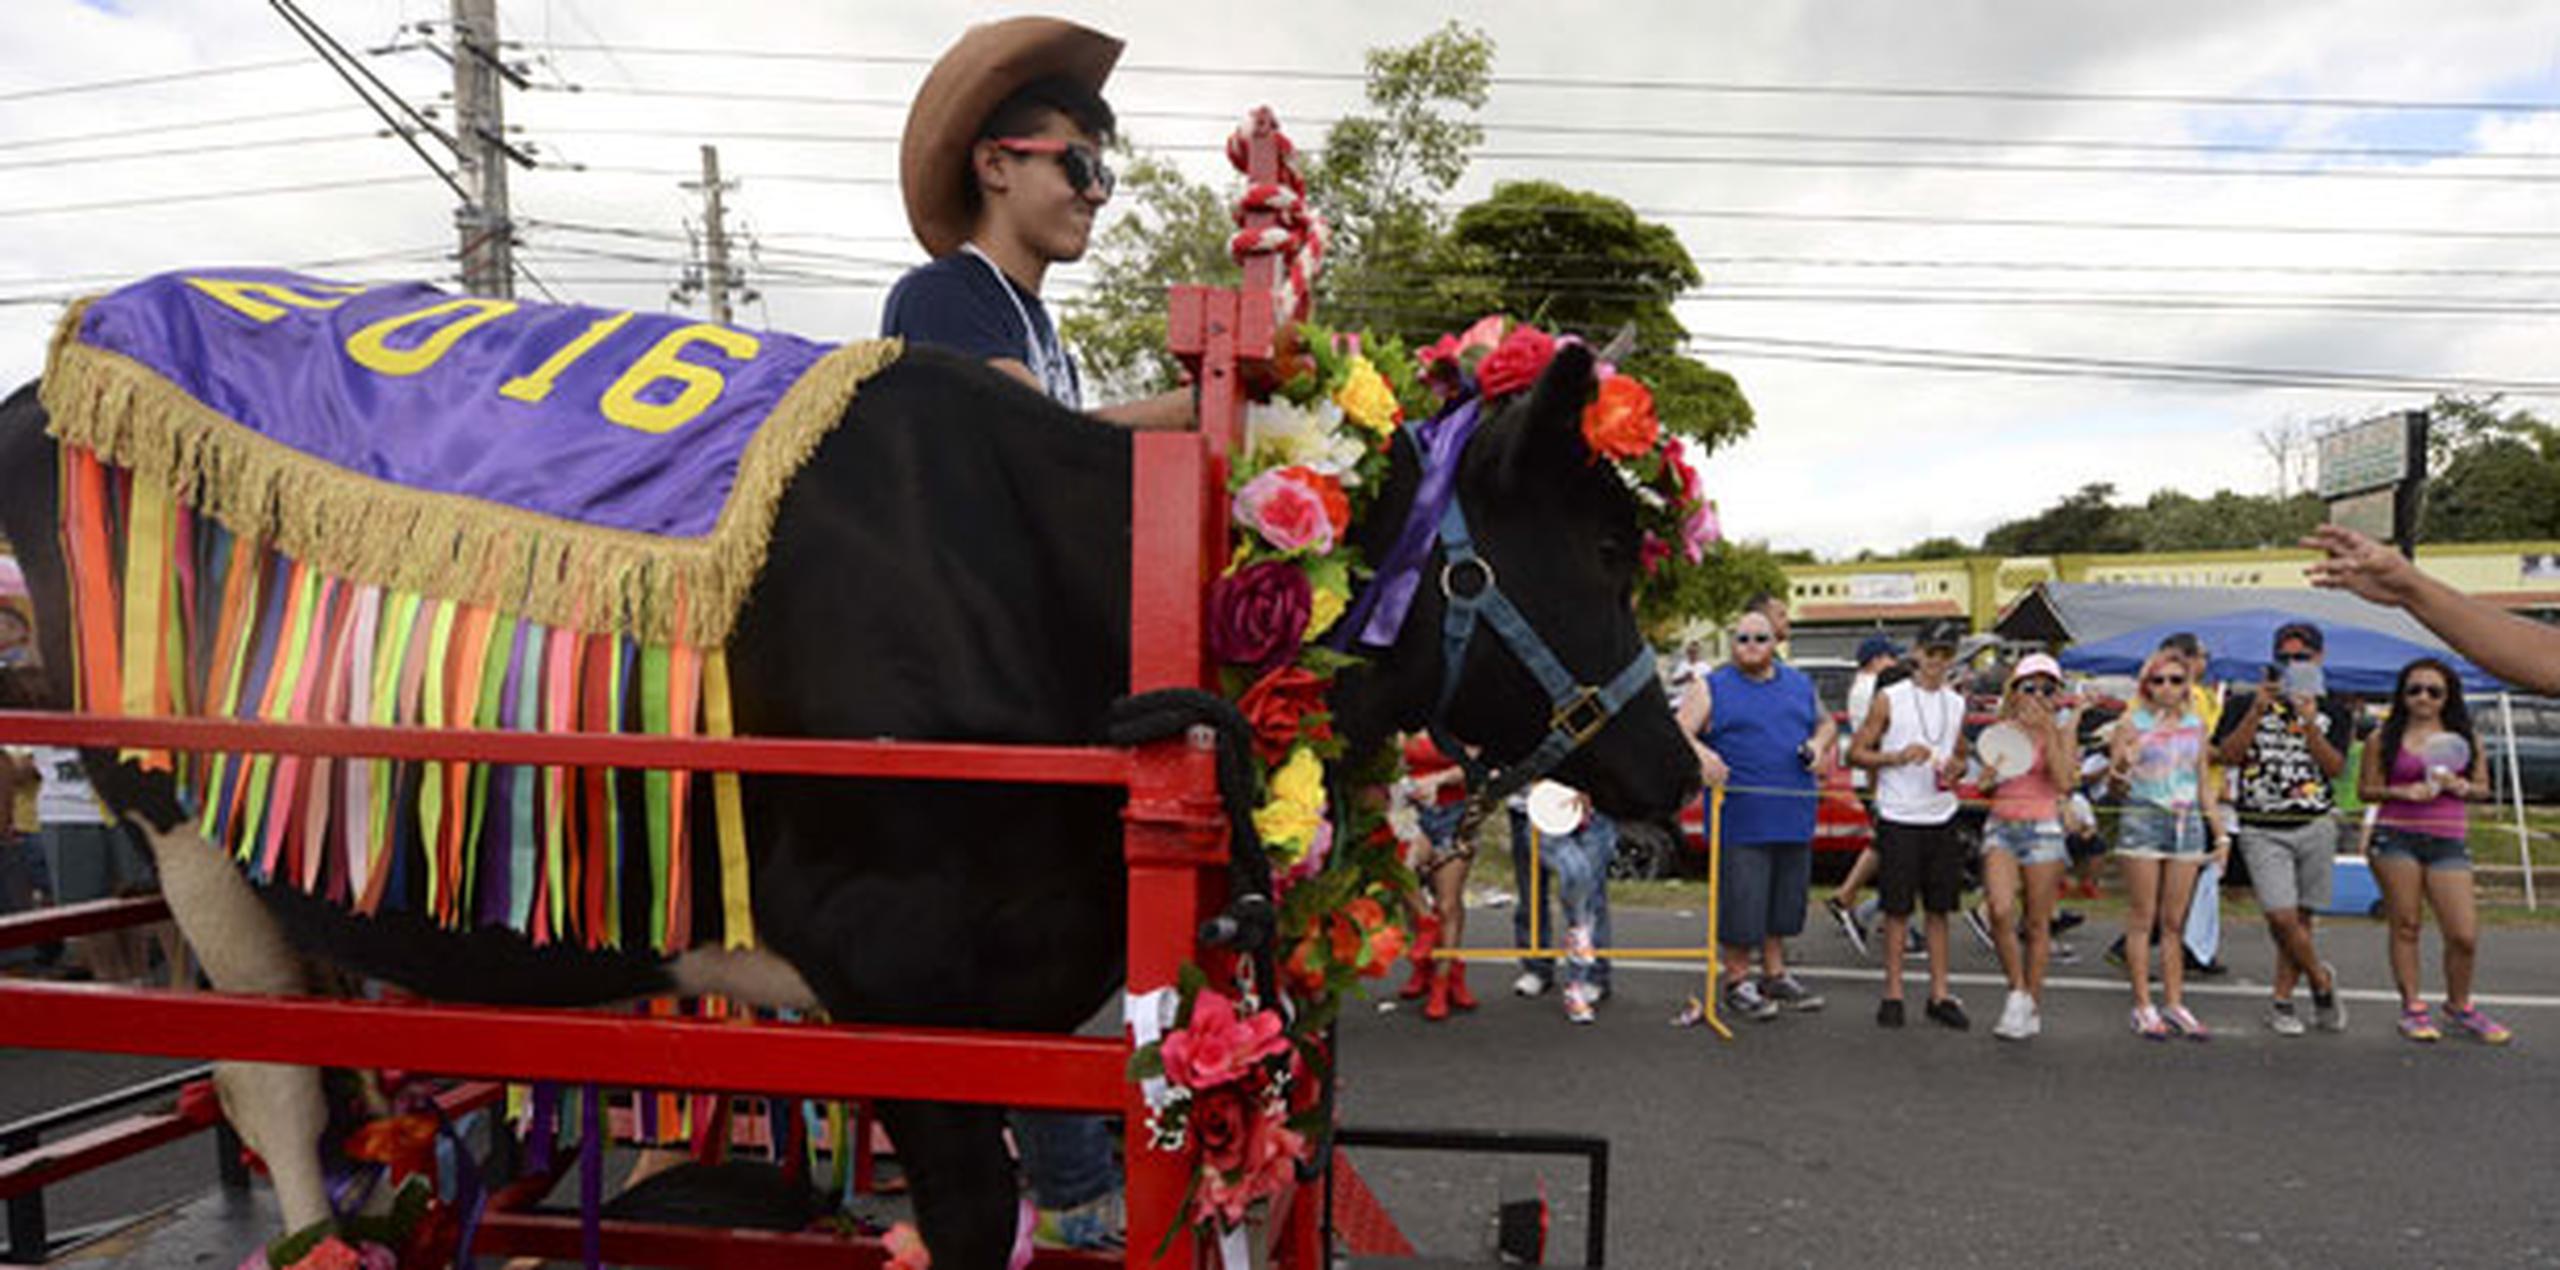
[0,118,1311,1270]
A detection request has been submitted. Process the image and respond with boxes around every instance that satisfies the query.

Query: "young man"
[886,16,1190,430]
[2214,621,2353,1035]
[1849,619,1971,1029]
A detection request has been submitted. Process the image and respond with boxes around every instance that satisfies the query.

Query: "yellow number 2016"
[598,324,761,435]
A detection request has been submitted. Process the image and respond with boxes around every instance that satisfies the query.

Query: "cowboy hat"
[899,16,1123,259]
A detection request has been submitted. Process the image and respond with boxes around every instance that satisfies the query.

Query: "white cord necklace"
[1909,680,1953,749]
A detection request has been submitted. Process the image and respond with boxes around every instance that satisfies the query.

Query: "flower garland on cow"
[1126,314,1711,1255]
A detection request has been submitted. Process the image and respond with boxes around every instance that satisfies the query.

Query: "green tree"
[1307,22,1493,337]
[1980,482,2137,555]
[1900,536,1973,560]
[2120,489,2326,551]
[2419,394,2560,542]
[1640,538,1790,640]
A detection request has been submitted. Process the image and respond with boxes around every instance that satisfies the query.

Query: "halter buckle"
[1551,686,1611,746]
[1439,556,1494,602]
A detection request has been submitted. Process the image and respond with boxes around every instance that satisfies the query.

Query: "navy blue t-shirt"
[880,250,1082,408]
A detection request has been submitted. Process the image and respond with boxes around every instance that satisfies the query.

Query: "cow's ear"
[1502,340,1598,490]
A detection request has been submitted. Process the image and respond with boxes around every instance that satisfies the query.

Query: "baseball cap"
[2272,620,2324,653]
[1917,619,1965,651]
[1855,634,1903,664]
[2009,652,2064,686]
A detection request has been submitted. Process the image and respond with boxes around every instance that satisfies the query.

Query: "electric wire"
[265,0,469,204]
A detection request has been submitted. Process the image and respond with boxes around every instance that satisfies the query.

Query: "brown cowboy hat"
[899,16,1123,259]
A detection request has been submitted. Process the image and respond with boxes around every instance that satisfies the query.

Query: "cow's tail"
[1101,690,1276,973]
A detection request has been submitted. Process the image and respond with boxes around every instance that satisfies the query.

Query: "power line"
[518,43,2560,115]
[0,105,369,153]
[266,0,469,205]
[1678,332,2560,395]
[0,176,438,221]
[0,59,311,103]
[0,132,384,173]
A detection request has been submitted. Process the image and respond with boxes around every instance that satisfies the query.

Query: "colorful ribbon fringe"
[59,445,754,953]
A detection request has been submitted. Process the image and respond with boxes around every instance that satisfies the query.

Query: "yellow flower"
[1254,746,1327,856]
[1332,357,1401,438]
[1306,580,1347,638]
[1270,745,1326,812]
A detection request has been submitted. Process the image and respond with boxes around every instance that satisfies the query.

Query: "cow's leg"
[875,1099,1018,1270]
[131,818,334,1233]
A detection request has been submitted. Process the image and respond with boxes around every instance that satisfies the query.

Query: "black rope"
[1103,690,1277,970]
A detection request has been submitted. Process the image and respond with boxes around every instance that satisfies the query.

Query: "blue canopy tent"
[2057,603,2536,908]
[2055,607,2514,697]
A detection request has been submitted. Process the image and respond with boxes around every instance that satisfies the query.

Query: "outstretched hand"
[2303,524,2421,608]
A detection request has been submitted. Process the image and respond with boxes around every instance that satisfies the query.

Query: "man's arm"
[2213,684,2269,766]
[1094,388,1196,431]
[1846,693,1895,770]
[2307,525,2560,694]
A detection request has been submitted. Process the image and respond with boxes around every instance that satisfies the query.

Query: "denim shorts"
[1984,818,2068,868]
[2370,826,2472,872]
[2116,805,2208,860]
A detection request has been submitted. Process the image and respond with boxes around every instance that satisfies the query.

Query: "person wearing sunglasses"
[1976,654,2081,1040]
[1846,618,1973,1030]
[2361,658,2510,1044]
[2212,621,2355,1037]
[887,17,1191,431]
[1677,608,1833,1026]
[2106,649,2227,1040]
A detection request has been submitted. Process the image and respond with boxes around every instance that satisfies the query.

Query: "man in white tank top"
[1848,619,1973,1030]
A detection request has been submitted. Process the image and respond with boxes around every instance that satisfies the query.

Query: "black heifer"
[0,339,1697,1268]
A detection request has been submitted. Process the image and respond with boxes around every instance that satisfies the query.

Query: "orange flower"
[1580,375,1660,461]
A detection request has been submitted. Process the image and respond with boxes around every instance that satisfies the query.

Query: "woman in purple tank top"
[2360,658,2509,1044]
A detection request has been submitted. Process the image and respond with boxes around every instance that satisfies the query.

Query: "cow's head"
[1340,340,1700,822]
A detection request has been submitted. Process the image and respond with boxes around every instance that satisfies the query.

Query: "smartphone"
[2281,661,2326,701]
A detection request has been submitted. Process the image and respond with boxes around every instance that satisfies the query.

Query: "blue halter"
[1426,498,1660,804]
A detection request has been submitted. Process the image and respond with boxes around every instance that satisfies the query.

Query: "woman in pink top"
[2360,658,2510,1044]
[1976,654,2081,1040]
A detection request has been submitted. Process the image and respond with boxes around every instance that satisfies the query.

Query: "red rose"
[1236,665,1333,765]
[1580,374,1660,460]
[1191,1086,1254,1173]
[1208,561,1312,670]
[1275,467,1350,541]
[1477,325,1557,398]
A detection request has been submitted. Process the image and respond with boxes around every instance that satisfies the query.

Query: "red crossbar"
[0,711,1134,786]
[0,895,170,949]
[0,1110,203,1203]
[0,982,1126,1112]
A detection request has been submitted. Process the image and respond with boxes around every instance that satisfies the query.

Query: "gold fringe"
[40,298,902,649]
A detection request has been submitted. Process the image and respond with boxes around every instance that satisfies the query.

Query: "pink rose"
[1477,325,1557,398]
[1683,501,1719,562]
[1235,466,1343,554]
[1161,990,1289,1091]
[1208,561,1311,670]
[1191,1112,1309,1228]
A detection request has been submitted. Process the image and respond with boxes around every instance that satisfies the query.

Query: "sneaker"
[1963,906,1996,953]
[2312,963,2348,1033]
[1876,998,1905,1028]
[1512,971,1550,999]
[1034,1193,1126,1253]
[2051,910,2087,934]
[2398,1003,2442,1042]
[1905,928,1929,959]
[2130,1004,2172,1040]
[1824,896,1870,958]
[1760,973,1825,1013]
[1725,977,1780,1022]
[2022,998,2043,1038]
[1563,984,1597,1025]
[1669,997,1706,1029]
[1992,989,2035,1041]
[2049,941,2080,966]
[2189,956,2231,979]
[2161,1004,2211,1041]
[2443,1002,2512,1045]
[2265,1001,2307,1038]
[1924,996,1971,1031]
[2103,938,2126,970]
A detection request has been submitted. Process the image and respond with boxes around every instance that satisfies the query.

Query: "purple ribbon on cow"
[1330,396,1483,652]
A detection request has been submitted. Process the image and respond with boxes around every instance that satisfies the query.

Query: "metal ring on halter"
[1439,556,1494,601]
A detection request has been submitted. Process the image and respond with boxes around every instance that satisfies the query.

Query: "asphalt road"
[1336,899,2560,1269]
[7,896,2560,1268]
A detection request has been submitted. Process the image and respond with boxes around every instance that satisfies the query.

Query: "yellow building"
[1777,542,2560,660]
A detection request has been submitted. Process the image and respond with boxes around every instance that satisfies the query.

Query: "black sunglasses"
[2274,650,2317,664]
[993,137,1116,198]
[2404,682,2447,700]
[2146,674,2188,687]
[2017,681,2059,697]
[1733,632,1775,645]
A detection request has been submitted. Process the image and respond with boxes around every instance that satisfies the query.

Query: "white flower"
[1245,399,1367,482]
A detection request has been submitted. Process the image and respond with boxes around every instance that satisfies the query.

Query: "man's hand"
[2304,524,2424,607]
[1935,750,1967,787]
[1697,746,1730,788]
[1895,743,1933,767]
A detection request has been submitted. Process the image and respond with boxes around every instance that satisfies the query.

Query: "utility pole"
[450,0,518,296]
[678,145,750,324]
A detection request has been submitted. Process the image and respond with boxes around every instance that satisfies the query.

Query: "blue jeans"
[0,835,46,969]
[1511,808,1614,990]
[1012,1110,1119,1210]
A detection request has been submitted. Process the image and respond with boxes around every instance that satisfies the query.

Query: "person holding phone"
[2361,658,2510,1044]
[2108,649,2226,1039]
[2214,621,2355,1036]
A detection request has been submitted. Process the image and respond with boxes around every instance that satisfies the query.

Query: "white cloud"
[4,0,2554,560]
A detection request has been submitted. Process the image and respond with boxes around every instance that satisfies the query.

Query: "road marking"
[1605,958,2560,1011]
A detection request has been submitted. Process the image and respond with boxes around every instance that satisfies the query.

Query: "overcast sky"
[7,1,2557,557]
